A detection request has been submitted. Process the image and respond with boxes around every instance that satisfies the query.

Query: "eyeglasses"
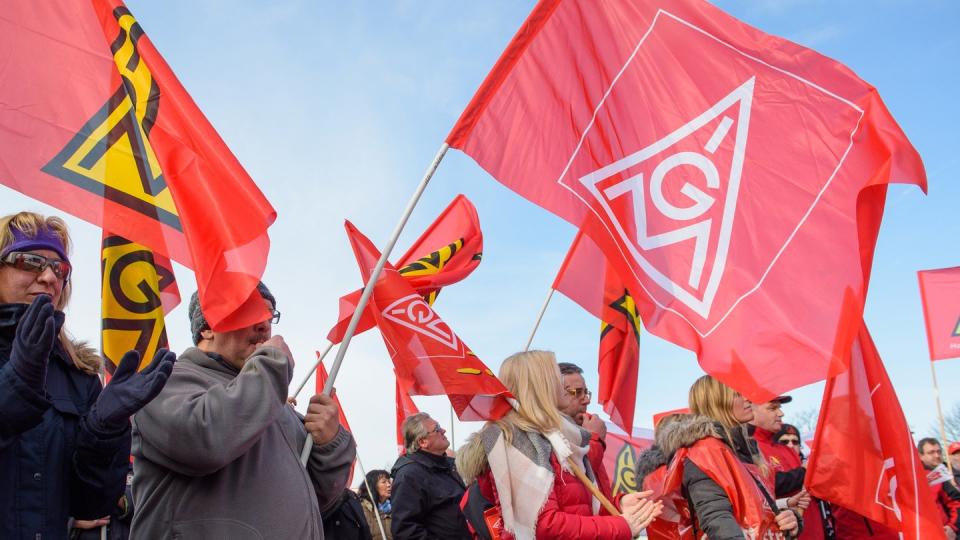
[269,309,281,325]
[779,437,801,447]
[564,387,592,400]
[1,251,71,280]
[429,423,444,434]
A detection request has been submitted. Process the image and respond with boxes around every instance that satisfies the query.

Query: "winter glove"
[10,294,59,391]
[87,348,176,435]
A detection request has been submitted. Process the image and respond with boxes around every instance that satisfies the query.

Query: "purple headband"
[1,226,69,263]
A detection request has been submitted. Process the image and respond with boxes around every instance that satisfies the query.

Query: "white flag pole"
[301,143,450,465]
[290,342,335,401]
[524,288,555,351]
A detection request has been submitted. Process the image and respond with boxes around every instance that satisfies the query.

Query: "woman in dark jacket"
[659,375,801,539]
[0,211,174,540]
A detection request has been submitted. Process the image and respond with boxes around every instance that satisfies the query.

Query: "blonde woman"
[658,375,801,539]
[457,350,661,540]
[0,212,174,539]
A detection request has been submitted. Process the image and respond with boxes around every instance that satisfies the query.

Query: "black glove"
[10,294,57,390]
[87,348,176,435]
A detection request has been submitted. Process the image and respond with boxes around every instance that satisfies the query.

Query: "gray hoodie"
[131,346,356,539]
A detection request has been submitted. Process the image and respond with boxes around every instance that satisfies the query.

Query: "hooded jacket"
[0,303,130,540]
[131,346,355,539]
[658,414,798,540]
[390,450,471,540]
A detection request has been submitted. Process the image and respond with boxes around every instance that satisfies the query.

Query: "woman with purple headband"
[0,211,176,540]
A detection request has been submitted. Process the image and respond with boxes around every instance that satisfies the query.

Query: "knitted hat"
[189,282,276,345]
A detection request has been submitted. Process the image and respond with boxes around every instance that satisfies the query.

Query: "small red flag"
[917,267,960,361]
[806,323,945,539]
[600,421,654,498]
[396,379,420,454]
[448,0,925,401]
[344,221,512,421]
[315,351,355,484]
[0,1,275,332]
[328,195,483,343]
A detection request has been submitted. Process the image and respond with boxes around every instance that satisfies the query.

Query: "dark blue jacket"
[0,303,131,540]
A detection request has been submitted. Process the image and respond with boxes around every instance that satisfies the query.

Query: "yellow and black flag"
[101,232,180,374]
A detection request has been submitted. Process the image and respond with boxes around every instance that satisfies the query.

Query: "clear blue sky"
[3,1,958,475]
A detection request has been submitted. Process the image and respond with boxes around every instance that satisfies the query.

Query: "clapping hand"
[87,348,176,435]
[10,294,62,390]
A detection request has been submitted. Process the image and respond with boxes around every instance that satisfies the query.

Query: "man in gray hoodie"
[131,283,356,539]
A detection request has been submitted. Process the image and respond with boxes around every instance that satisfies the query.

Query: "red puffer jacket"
[474,453,632,540]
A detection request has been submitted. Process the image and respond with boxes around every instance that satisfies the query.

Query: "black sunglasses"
[1,251,71,280]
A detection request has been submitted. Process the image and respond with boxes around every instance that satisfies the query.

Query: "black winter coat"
[0,303,130,540]
[390,451,471,540]
[322,489,373,540]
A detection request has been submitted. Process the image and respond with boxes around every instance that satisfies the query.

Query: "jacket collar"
[180,347,242,377]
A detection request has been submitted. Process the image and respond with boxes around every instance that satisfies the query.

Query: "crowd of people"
[2,210,959,540]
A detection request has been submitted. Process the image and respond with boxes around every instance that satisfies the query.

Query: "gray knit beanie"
[189,282,277,345]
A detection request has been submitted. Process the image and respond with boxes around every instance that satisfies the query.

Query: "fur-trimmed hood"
[635,444,668,487]
[657,414,758,466]
[455,427,490,485]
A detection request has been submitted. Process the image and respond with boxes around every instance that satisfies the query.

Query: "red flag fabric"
[344,221,512,421]
[806,323,945,539]
[652,408,690,429]
[328,195,482,343]
[0,1,275,332]
[396,379,420,454]
[315,352,355,484]
[554,230,640,434]
[601,421,654,498]
[917,267,960,361]
[448,0,925,401]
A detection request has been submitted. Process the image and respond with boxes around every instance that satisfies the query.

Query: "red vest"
[662,437,785,540]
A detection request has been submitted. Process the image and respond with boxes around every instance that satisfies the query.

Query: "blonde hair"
[494,350,564,442]
[0,212,99,375]
[688,375,768,476]
[688,375,742,428]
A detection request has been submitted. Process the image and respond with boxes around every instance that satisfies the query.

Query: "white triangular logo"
[579,77,754,318]
[382,294,459,351]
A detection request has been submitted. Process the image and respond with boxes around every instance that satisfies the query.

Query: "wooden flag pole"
[565,456,619,516]
[524,288,555,351]
[301,143,450,465]
[290,342,335,401]
[357,454,389,540]
[930,360,955,478]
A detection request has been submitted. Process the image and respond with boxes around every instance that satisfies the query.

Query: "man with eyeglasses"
[131,283,356,539]
[556,362,612,499]
[391,412,471,539]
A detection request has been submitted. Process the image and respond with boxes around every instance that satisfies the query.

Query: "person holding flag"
[0,211,175,540]
[456,350,661,540]
[131,285,356,539]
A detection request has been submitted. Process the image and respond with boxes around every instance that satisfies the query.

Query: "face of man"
[920,442,943,469]
[558,372,590,425]
[198,297,273,369]
[0,249,67,307]
[750,401,784,432]
[417,417,450,456]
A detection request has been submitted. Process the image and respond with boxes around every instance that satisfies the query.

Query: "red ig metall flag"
[917,267,960,361]
[448,0,926,401]
[806,322,945,540]
[1,1,276,331]
[344,221,513,422]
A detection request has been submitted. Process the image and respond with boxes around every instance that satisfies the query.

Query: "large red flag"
[345,221,512,421]
[396,380,421,454]
[554,230,640,435]
[806,323,945,539]
[447,0,925,401]
[917,267,960,361]
[0,1,275,331]
[328,195,483,343]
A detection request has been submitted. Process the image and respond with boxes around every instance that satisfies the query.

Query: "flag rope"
[301,142,450,465]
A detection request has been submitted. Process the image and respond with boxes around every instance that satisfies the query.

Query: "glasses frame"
[778,437,801,446]
[1,251,72,281]
[269,309,281,324]
[564,387,593,400]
